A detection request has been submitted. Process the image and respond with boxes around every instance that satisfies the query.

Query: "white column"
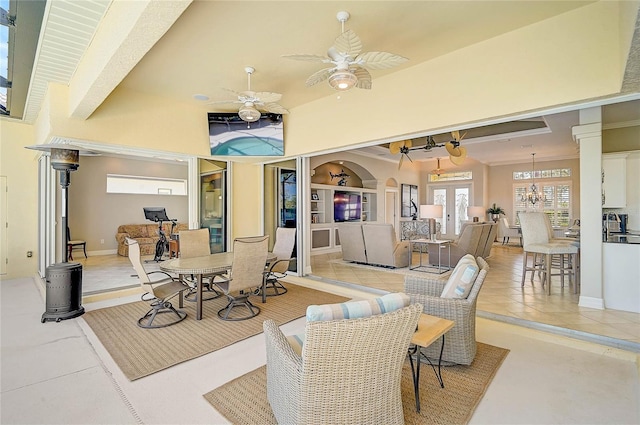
[572,108,604,309]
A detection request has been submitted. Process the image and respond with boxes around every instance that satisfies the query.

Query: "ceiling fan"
[283,11,408,91]
[209,67,289,123]
[389,131,468,169]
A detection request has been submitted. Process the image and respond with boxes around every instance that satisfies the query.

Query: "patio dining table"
[160,252,276,320]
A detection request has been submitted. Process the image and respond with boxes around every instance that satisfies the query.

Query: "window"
[428,171,472,182]
[106,174,187,195]
[514,181,572,227]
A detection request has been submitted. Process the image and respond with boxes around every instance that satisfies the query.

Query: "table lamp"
[420,204,443,241]
[467,206,486,222]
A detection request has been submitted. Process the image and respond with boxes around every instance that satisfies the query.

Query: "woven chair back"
[230,235,269,292]
[179,228,211,258]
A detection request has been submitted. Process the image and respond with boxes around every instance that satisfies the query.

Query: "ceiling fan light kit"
[329,69,358,90]
[209,66,289,123]
[238,104,260,122]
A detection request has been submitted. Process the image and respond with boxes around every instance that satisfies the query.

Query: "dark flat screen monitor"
[143,207,169,222]
[208,112,284,156]
[333,191,361,222]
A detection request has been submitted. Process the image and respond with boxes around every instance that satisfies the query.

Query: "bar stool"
[518,212,579,295]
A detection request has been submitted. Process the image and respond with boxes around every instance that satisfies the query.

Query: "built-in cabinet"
[310,184,377,252]
[602,153,628,208]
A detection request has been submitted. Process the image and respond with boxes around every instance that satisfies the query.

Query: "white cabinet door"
[602,153,627,208]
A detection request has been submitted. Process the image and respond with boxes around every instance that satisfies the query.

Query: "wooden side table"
[408,313,455,412]
[169,239,179,258]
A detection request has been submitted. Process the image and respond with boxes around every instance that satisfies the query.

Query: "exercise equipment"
[143,207,177,262]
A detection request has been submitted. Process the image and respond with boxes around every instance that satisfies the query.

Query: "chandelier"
[521,153,547,206]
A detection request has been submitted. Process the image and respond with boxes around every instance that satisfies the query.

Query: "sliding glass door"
[200,160,227,254]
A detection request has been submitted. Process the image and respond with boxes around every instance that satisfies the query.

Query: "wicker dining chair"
[264,299,422,424]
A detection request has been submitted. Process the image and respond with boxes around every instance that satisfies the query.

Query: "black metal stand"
[408,335,446,413]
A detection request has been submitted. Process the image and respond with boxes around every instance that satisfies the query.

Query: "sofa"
[115,222,188,256]
[337,222,410,268]
[427,222,497,266]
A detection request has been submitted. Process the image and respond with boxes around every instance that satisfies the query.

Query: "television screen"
[208,112,284,156]
[334,191,361,222]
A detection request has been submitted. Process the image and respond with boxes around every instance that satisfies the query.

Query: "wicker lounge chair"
[404,256,489,365]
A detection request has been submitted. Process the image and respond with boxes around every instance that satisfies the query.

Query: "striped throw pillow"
[306,292,410,322]
[440,254,479,299]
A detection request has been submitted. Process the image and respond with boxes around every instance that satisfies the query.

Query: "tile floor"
[77,243,640,349]
[310,243,640,348]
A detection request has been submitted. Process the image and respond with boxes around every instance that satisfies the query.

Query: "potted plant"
[486,203,505,222]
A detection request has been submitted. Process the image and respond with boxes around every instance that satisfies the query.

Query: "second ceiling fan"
[389,131,468,169]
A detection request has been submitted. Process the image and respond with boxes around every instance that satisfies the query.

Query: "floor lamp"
[26,144,86,323]
[420,205,443,242]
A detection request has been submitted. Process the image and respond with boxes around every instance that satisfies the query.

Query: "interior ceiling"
[7,1,640,166]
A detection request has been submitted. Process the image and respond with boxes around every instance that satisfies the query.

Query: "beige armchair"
[362,223,410,268]
[404,256,490,365]
[264,295,422,424]
[336,223,367,263]
[428,223,483,266]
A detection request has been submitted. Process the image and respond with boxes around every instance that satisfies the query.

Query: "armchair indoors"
[126,237,190,328]
[362,223,410,268]
[427,222,484,266]
[404,255,490,365]
[212,235,269,321]
[263,293,421,424]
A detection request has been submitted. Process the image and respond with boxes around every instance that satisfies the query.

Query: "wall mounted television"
[208,112,284,156]
[334,191,361,222]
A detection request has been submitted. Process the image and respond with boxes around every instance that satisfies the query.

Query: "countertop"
[604,231,640,244]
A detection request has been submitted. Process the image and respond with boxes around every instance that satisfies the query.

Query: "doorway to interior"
[429,183,472,239]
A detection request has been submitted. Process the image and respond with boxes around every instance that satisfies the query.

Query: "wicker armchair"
[404,256,489,365]
[264,302,422,425]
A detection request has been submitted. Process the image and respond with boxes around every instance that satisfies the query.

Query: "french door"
[428,183,472,239]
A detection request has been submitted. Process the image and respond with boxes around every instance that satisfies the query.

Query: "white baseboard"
[579,296,604,310]
[86,249,118,256]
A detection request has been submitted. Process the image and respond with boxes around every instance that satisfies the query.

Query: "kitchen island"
[603,235,640,313]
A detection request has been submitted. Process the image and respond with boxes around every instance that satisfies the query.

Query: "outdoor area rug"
[203,342,509,425]
[82,283,349,381]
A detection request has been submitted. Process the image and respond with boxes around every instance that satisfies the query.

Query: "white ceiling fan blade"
[262,103,289,115]
[208,99,242,105]
[282,54,332,63]
[355,51,409,70]
[333,29,363,58]
[253,92,282,103]
[305,67,335,87]
[352,67,371,89]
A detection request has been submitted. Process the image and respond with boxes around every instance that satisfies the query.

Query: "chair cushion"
[286,333,305,356]
[440,254,479,298]
[306,292,410,322]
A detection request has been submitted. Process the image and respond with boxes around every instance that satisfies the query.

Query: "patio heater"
[26,144,85,323]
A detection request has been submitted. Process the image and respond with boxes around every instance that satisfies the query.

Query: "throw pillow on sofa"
[440,254,479,299]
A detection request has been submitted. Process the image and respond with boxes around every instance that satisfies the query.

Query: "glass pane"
[433,189,446,234]
[201,171,225,253]
[454,188,469,235]
[280,170,296,227]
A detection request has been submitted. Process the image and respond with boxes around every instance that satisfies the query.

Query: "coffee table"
[408,313,455,412]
